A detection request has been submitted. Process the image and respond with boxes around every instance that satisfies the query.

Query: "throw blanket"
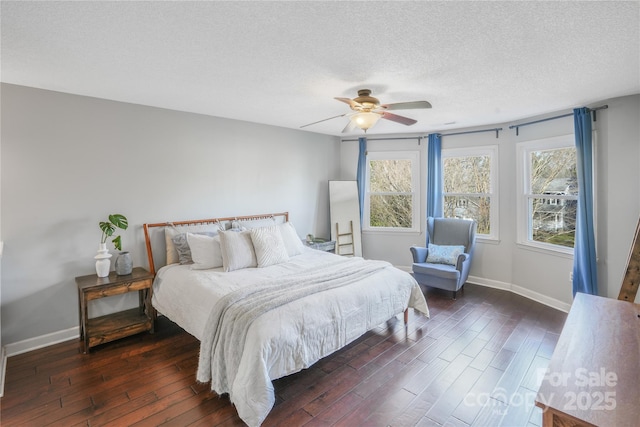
[196,257,389,390]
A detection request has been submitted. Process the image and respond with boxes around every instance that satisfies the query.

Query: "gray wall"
[1,83,340,345]
[341,94,640,307]
[2,83,638,347]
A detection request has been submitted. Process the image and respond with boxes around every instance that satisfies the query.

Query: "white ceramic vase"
[95,243,112,277]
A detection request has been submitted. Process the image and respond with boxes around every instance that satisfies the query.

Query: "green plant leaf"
[109,214,128,230]
[112,236,122,251]
[99,221,115,237]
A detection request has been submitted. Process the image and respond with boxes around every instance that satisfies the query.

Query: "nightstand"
[304,240,336,253]
[76,267,155,353]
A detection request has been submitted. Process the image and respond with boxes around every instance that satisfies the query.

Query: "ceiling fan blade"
[342,118,357,133]
[381,112,417,126]
[335,97,363,110]
[381,101,432,110]
[300,113,347,128]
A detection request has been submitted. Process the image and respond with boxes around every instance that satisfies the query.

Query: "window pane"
[369,159,412,193]
[444,195,491,235]
[530,197,576,248]
[444,155,491,193]
[370,194,412,228]
[530,147,578,195]
[443,153,492,236]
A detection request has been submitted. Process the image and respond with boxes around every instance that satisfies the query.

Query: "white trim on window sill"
[516,242,574,259]
[362,228,421,235]
[476,236,500,245]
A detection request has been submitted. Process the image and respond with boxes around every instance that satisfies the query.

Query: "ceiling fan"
[301,89,432,133]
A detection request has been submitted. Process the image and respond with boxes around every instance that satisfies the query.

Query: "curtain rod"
[509,105,608,135]
[340,136,424,142]
[342,127,502,144]
[342,104,607,141]
[439,127,502,139]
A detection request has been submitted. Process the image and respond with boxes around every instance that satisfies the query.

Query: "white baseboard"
[466,275,571,312]
[3,326,79,358]
[0,346,6,398]
[396,265,571,313]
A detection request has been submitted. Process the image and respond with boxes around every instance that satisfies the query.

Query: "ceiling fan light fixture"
[351,111,381,131]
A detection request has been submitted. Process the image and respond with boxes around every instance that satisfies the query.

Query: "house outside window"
[442,146,499,240]
[364,151,420,232]
[517,134,578,254]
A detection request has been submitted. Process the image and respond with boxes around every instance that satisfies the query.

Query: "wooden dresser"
[535,293,640,426]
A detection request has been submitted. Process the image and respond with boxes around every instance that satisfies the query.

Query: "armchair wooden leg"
[452,291,457,300]
[404,308,409,324]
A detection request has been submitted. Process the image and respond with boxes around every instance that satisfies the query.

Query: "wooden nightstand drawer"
[83,278,152,300]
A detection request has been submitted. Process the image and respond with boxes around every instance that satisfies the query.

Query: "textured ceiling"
[2,1,639,136]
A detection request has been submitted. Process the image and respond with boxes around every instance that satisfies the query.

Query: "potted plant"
[99,213,128,251]
[95,214,128,277]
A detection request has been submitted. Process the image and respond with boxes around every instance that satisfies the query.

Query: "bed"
[143,212,429,426]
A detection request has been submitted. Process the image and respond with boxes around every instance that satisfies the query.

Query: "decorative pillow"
[426,244,466,266]
[186,233,223,270]
[219,229,258,272]
[278,222,305,256]
[165,222,223,264]
[232,217,277,230]
[250,226,290,268]
[172,231,217,265]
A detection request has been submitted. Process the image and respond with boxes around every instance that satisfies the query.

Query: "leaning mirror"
[329,180,363,257]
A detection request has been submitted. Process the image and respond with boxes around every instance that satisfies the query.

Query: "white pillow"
[219,230,258,272]
[278,222,305,256]
[186,233,223,270]
[165,223,223,264]
[232,217,277,230]
[250,226,290,268]
[426,244,466,266]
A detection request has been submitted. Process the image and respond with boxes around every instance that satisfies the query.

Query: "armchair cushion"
[412,262,460,281]
[425,244,466,266]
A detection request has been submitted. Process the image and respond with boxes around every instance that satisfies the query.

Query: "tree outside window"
[442,146,498,239]
[528,146,577,248]
[517,134,580,253]
[365,151,419,232]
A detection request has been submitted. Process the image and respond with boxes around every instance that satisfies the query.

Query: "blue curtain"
[426,133,443,220]
[356,136,367,224]
[572,107,598,296]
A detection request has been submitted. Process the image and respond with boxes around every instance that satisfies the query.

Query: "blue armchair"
[410,217,477,299]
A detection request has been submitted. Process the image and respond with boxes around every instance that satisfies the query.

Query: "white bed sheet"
[152,248,429,426]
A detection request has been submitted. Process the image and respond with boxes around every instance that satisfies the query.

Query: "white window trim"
[363,150,420,233]
[516,134,579,256]
[442,145,500,241]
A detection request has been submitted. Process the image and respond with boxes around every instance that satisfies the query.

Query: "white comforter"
[152,248,429,426]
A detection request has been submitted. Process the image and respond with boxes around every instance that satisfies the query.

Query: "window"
[442,146,498,239]
[517,135,578,254]
[364,151,420,232]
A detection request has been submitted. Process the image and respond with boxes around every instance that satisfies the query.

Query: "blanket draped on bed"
[196,257,389,390]
[195,256,427,426]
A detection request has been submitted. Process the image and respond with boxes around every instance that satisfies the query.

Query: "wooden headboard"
[142,212,289,275]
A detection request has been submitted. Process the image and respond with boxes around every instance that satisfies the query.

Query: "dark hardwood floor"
[1,284,567,426]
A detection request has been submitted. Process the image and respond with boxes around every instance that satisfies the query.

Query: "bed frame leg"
[404,308,409,325]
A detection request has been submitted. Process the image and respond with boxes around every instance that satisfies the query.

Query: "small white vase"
[95,243,112,278]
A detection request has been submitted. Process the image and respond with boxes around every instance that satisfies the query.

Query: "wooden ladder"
[335,221,355,256]
[618,215,640,302]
